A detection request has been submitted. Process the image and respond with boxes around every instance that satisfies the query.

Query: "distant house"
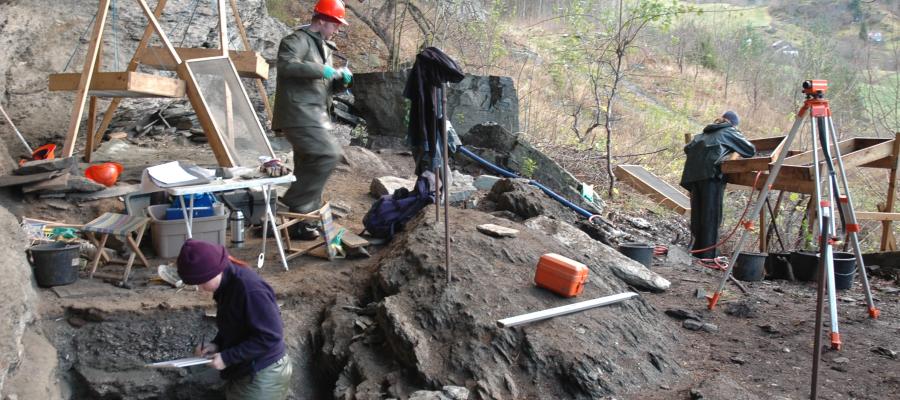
[771,40,799,57]
[867,32,884,43]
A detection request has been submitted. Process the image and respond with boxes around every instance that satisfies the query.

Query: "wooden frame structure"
[50,0,273,165]
[721,133,900,252]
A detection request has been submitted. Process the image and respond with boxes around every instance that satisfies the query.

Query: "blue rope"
[458,146,597,219]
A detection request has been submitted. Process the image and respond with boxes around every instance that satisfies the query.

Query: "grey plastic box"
[147,203,227,258]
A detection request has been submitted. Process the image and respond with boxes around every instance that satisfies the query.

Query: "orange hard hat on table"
[315,0,349,25]
[85,162,124,187]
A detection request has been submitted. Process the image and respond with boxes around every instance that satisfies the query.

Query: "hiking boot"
[290,224,320,241]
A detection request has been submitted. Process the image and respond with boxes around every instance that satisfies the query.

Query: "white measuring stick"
[497,292,638,328]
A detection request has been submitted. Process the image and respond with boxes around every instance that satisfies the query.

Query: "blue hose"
[458,146,596,219]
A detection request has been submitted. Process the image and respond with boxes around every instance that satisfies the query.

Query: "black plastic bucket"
[618,242,653,267]
[733,252,767,281]
[765,252,791,280]
[789,251,819,281]
[28,242,81,287]
[832,252,856,290]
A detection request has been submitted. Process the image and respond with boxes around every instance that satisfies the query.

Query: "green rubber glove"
[322,65,336,80]
[342,69,353,86]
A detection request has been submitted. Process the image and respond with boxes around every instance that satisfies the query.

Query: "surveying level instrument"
[705,79,880,352]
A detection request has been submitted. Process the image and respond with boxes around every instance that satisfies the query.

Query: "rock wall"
[0,0,287,154]
[352,71,519,139]
[0,141,38,393]
[0,206,37,394]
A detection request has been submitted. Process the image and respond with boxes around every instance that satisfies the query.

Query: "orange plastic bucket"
[85,162,124,187]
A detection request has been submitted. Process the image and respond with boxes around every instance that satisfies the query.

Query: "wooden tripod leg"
[61,0,111,157]
[89,233,109,278]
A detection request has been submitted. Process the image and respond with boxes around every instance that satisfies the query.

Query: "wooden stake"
[881,132,900,251]
[61,0,111,157]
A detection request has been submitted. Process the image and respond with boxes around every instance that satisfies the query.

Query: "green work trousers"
[281,127,342,214]
[224,355,293,400]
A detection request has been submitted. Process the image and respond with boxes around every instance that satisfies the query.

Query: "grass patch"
[678,2,772,28]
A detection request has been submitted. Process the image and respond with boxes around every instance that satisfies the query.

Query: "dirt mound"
[316,206,682,399]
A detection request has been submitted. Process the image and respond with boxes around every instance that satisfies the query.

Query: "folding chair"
[276,203,370,262]
[83,212,150,283]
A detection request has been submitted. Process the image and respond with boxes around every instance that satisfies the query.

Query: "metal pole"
[811,115,841,349]
[441,83,451,284]
[810,213,831,400]
[0,104,33,154]
[826,117,879,318]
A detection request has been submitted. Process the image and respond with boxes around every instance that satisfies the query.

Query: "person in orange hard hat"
[272,0,352,241]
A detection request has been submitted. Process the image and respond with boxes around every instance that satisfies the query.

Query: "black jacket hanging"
[403,47,465,160]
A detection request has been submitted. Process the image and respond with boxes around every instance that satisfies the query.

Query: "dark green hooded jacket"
[680,122,756,189]
[272,26,347,131]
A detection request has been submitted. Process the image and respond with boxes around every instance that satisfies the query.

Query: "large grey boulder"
[352,72,520,141]
[457,123,604,214]
[524,216,671,292]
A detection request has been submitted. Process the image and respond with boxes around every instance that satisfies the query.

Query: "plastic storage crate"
[147,203,227,258]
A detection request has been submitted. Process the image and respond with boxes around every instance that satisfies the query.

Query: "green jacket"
[272,26,345,131]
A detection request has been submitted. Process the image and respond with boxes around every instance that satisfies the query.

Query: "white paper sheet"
[146,161,200,185]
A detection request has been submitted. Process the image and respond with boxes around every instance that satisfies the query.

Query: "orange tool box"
[534,253,589,297]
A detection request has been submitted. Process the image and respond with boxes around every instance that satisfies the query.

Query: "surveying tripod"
[706,80,880,351]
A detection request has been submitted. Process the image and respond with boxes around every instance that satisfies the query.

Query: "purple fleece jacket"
[212,263,285,380]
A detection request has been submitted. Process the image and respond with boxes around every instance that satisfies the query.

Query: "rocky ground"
[2,129,897,399]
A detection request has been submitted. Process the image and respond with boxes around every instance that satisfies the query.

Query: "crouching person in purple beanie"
[177,239,292,399]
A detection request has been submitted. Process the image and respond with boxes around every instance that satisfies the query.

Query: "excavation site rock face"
[316,207,682,399]
[47,309,221,399]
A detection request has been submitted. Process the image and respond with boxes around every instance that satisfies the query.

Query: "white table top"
[165,175,296,195]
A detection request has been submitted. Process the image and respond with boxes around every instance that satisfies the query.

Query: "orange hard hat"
[314,0,348,25]
[32,144,57,161]
[84,162,124,187]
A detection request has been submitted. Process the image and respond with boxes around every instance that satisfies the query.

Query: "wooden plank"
[725,172,814,194]
[721,136,786,174]
[87,0,169,155]
[49,72,186,98]
[614,165,690,214]
[856,212,900,221]
[782,138,858,166]
[61,0,111,157]
[337,225,369,248]
[779,138,894,180]
[140,47,269,79]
